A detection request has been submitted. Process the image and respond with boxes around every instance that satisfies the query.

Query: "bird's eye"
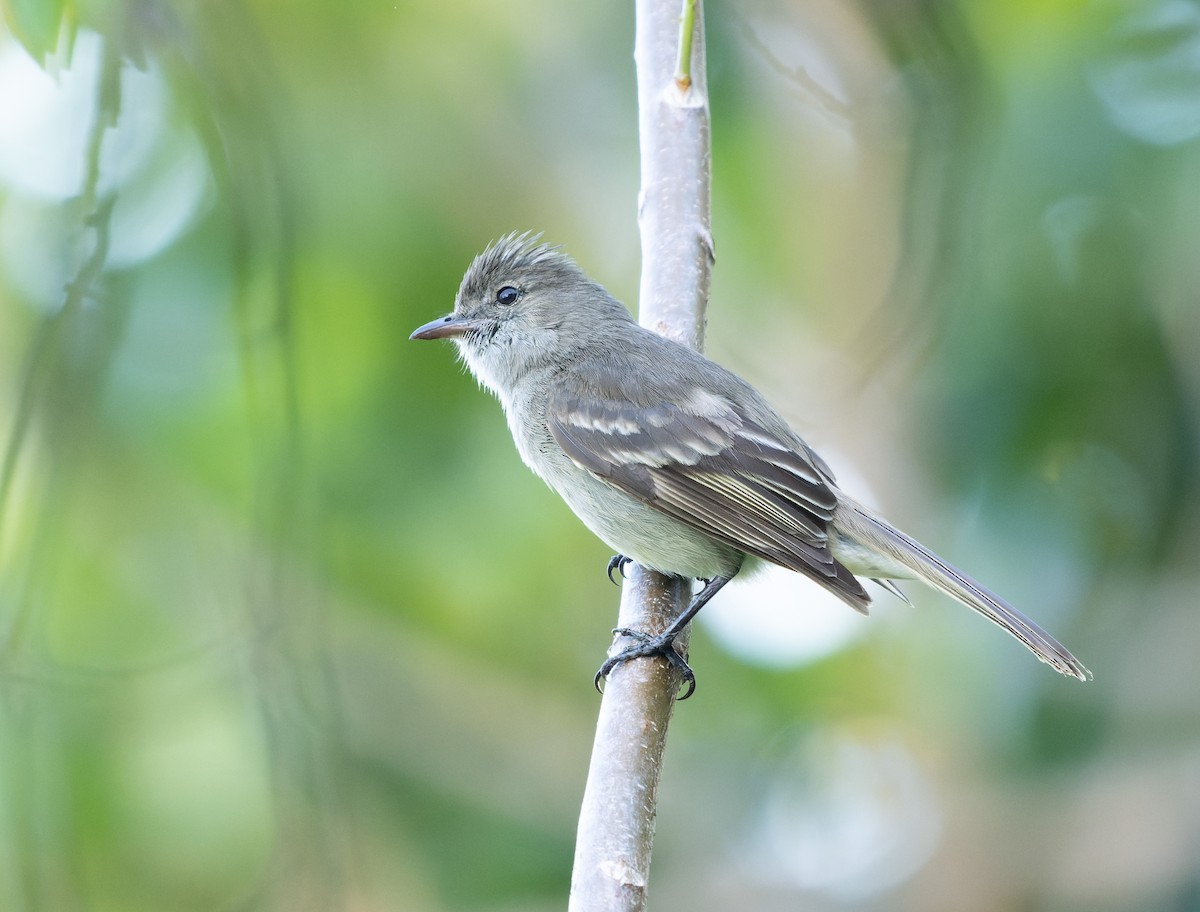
[495,285,521,306]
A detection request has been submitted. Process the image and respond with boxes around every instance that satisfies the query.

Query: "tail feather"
[835,500,1091,681]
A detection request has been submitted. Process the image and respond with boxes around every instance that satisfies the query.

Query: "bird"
[410,232,1091,696]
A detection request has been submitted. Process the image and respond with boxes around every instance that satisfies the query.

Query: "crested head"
[417,232,634,399]
[456,231,580,304]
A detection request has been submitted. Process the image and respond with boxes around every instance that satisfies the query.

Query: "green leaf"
[2,0,70,66]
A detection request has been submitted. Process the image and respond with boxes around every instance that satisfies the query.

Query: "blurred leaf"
[2,0,71,64]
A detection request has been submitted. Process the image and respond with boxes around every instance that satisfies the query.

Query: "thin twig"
[675,0,697,90]
[0,36,121,554]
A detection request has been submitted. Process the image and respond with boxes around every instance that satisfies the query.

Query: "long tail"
[833,499,1091,681]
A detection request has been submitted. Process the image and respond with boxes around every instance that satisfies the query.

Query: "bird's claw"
[606,555,633,585]
[593,627,697,699]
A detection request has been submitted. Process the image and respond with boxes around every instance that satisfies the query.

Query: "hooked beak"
[409,313,478,341]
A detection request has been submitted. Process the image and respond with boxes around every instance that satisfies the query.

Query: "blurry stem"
[734,16,850,120]
[568,1,712,910]
[169,2,350,899]
[0,36,120,911]
[0,37,121,566]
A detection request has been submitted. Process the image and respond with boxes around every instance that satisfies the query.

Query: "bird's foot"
[606,554,634,585]
[593,627,696,699]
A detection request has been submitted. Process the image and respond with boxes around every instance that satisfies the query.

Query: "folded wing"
[547,386,871,611]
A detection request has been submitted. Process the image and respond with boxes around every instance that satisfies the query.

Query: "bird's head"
[410,232,632,395]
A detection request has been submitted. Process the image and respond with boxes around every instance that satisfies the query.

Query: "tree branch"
[568,1,712,910]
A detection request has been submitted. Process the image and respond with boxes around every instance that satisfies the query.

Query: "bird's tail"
[835,499,1091,681]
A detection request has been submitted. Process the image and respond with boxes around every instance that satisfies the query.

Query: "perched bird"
[411,233,1091,695]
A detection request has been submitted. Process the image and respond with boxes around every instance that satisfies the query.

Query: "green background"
[1,1,1197,910]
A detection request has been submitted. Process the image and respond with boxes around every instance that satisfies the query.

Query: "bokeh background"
[1,0,1198,910]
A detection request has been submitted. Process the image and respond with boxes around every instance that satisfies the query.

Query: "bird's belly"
[554,467,743,581]
[505,397,743,581]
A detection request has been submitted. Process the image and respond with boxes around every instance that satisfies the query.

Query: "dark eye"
[495,285,521,306]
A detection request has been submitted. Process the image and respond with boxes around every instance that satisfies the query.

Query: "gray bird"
[411,233,1091,695]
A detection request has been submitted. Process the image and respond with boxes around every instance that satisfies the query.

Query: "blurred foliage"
[1,0,1199,910]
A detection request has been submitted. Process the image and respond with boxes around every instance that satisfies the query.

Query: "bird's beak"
[409,313,477,341]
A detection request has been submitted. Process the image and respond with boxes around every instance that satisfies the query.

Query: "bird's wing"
[546,384,871,611]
